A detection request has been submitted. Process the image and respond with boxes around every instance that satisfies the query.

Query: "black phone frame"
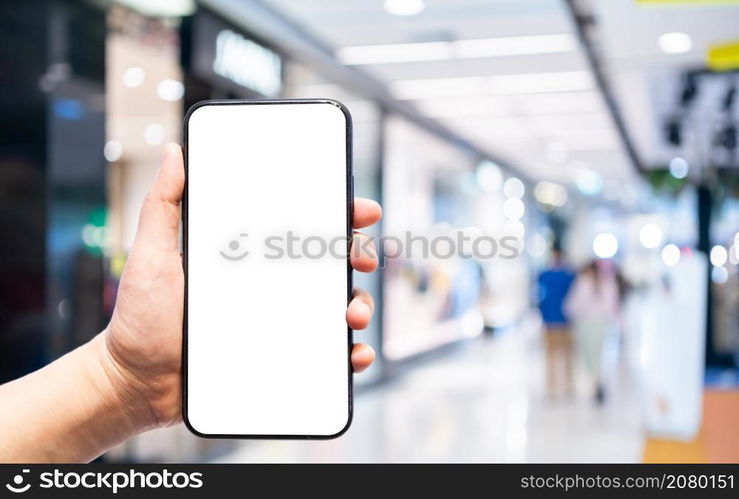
[181,99,354,439]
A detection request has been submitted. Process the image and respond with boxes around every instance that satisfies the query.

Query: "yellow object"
[708,40,739,71]
[643,391,739,463]
[110,253,127,278]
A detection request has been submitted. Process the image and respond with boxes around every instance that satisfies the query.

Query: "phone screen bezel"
[181,99,354,439]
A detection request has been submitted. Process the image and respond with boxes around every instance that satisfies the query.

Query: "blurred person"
[0,145,382,463]
[537,244,576,398]
[565,260,620,404]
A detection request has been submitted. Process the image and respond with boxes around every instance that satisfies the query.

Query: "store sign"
[187,10,283,97]
[212,29,282,97]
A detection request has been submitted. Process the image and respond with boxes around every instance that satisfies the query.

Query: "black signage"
[184,9,283,98]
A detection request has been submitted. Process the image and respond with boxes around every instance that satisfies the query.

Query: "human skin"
[0,144,382,462]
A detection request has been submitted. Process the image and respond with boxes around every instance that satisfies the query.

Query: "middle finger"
[350,231,377,273]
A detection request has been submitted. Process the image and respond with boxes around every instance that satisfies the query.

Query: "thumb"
[132,143,184,253]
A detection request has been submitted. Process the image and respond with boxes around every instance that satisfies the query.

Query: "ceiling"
[588,0,739,171]
[263,0,739,190]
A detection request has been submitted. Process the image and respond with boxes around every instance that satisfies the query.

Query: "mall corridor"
[1,0,739,467]
[216,318,644,463]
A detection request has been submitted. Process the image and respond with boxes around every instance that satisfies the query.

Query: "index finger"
[353,198,382,229]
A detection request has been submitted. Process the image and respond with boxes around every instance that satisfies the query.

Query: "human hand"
[95,144,381,431]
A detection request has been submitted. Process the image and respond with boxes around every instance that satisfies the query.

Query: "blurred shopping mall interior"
[1,0,739,462]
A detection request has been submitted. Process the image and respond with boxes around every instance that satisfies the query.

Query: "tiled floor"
[215,322,645,463]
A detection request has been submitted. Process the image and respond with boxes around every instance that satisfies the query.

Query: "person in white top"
[565,260,620,404]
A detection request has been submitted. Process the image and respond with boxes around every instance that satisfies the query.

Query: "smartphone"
[182,99,353,438]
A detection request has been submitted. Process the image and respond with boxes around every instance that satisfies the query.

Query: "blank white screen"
[185,101,350,437]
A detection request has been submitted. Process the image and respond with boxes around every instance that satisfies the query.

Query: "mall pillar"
[697,184,732,367]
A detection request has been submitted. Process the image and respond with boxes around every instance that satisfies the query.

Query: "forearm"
[0,334,148,463]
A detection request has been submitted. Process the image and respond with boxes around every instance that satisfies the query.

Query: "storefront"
[382,117,485,361]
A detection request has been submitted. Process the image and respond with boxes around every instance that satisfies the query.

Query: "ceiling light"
[337,33,576,65]
[503,197,525,220]
[337,41,451,65]
[144,123,165,145]
[122,67,145,88]
[710,244,728,266]
[593,233,618,259]
[534,181,567,207]
[384,0,425,16]
[503,177,525,198]
[639,223,663,249]
[658,32,692,54]
[669,157,689,179]
[103,140,122,162]
[661,244,680,266]
[391,71,593,100]
[157,79,184,101]
[456,34,576,59]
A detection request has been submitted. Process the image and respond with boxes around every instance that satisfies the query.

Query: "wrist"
[0,334,159,462]
[83,333,159,435]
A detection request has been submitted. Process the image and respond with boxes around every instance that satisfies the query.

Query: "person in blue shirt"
[537,244,575,398]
